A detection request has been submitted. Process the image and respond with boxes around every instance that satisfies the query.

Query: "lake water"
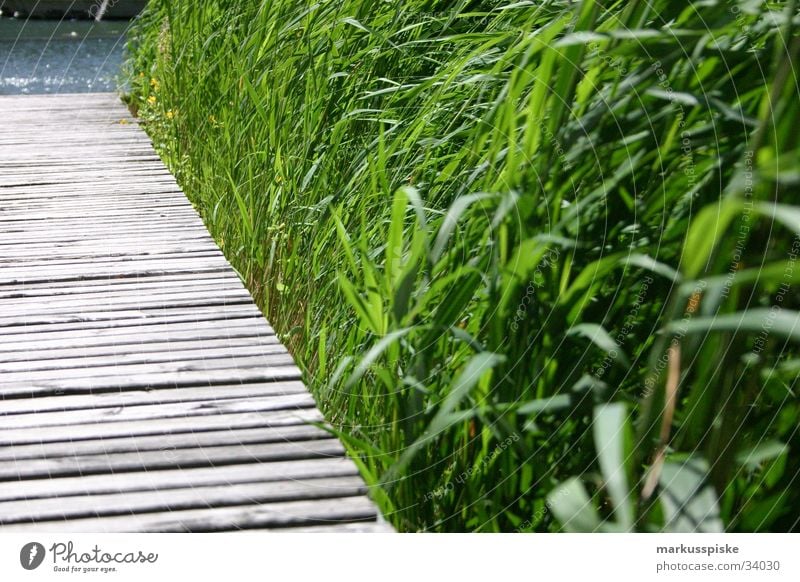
[0,17,128,94]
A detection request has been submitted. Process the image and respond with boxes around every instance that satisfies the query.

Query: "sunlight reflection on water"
[0,17,128,94]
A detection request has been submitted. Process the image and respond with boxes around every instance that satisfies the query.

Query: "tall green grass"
[127,0,800,531]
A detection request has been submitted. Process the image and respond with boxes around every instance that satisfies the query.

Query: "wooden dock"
[0,93,390,532]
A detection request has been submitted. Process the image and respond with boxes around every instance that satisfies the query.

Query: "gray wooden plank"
[0,322,275,352]
[0,274,240,295]
[0,260,233,284]
[0,232,217,247]
[0,380,308,415]
[0,457,360,505]
[0,337,281,365]
[0,409,325,446]
[0,287,250,308]
[0,356,301,394]
[0,247,224,262]
[0,343,287,374]
[0,298,258,324]
[1,424,330,461]
[0,439,346,481]
[0,366,303,398]
[0,318,273,347]
[0,497,379,532]
[0,476,367,524]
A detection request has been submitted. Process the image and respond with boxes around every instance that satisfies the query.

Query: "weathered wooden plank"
[0,184,180,196]
[0,279,246,299]
[0,337,280,365]
[0,497,379,532]
[0,222,203,235]
[1,275,241,293]
[1,423,329,461]
[0,211,203,226]
[0,438,345,481]
[0,185,175,194]
[0,243,218,259]
[0,291,254,310]
[0,295,256,321]
[0,457,358,502]
[0,380,308,415]
[0,409,325,446]
[0,266,234,286]
[0,253,227,273]
[0,237,215,251]
[0,476,367,524]
[2,217,203,231]
[0,309,258,329]
[0,317,268,345]
[0,320,275,351]
[1,184,180,196]
[0,310,257,329]
[1,219,207,234]
[0,272,239,291]
[0,232,218,248]
[0,354,300,391]
[2,396,326,431]
[0,366,303,399]
[0,256,229,274]
[0,343,286,373]
[2,148,159,157]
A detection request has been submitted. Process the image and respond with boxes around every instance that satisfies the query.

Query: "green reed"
[126,0,800,531]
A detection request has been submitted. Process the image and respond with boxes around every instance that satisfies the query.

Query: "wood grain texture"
[0,92,388,533]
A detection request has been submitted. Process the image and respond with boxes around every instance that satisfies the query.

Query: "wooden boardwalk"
[0,93,389,532]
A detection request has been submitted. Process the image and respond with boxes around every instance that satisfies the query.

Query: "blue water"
[0,17,128,94]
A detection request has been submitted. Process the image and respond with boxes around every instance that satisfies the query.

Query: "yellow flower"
[147,95,157,106]
[150,78,160,90]
[166,110,174,120]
